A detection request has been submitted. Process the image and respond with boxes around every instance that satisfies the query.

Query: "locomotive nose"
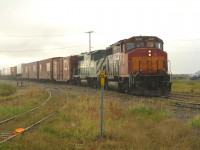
[129,48,168,75]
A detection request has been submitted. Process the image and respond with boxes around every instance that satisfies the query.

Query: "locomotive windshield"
[126,42,145,51]
[91,50,106,61]
[127,43,134,51]
[126,41,163,51]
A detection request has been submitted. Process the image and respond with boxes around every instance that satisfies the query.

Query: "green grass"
[0,105,27,115]
[127,104,170,121]
[0,90,199,150]
[0,81,200,149]
[188,115,200,128]
[0,85,49,120]
[0,83,17,96]
[172,80,200,94]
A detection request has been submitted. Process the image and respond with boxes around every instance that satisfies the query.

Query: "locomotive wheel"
[104,81,109,90]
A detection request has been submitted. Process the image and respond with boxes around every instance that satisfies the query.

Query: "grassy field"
[0,80,200,149]
[0,81,49,121]
[172,79,200,94]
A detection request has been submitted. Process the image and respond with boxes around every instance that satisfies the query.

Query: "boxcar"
[38,57,62,80]
[10,66,17,79]
[2,67,11,79]
[21,63,29,79]
[17,64,23,78]
[53,55,78,83]
[28,62,39,80]
[21,61,38,80]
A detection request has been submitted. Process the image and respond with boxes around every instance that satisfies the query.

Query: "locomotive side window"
[101,51,106,58]
[126,43,135,51]
[106,48,113,56]
[121,44,123,52]
[155,42,163,50]
[91,54,95,60]
[113,45,119,53]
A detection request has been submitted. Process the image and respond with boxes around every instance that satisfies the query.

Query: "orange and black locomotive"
[104,36,172,96]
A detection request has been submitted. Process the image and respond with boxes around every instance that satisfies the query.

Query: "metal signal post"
[100,70,105,138]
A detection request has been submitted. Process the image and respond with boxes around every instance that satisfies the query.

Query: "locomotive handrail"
[167,60,172,82]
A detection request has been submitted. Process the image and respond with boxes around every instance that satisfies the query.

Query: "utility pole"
[85,31,94,52]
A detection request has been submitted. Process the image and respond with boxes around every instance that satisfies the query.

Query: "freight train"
[0,35,172,96]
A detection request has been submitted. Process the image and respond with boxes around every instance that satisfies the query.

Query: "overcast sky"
[0,0,200,74]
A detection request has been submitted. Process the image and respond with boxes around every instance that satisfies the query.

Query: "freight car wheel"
[118,80,128,93]
[74,77,81,85]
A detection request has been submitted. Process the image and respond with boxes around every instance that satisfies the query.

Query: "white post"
[85,31,94,52]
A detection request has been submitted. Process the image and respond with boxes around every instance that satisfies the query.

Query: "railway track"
[0,88,51,124]
[59,83,200,111]
[162,92,200,110]
[0,84,69,144]
[0,113,54,144]
[14,80,200,112]
[159,92,200,122]
[101,90,200,123]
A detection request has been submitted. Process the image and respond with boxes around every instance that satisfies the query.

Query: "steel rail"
[171,92,200,98]
[0,88,52,125]
[162,94,200,110]
[0,86,69,144]
[0,113,55,144]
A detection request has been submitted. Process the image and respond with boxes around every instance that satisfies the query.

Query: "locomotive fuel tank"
[107,81,119,90]
[80,79,88,85]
